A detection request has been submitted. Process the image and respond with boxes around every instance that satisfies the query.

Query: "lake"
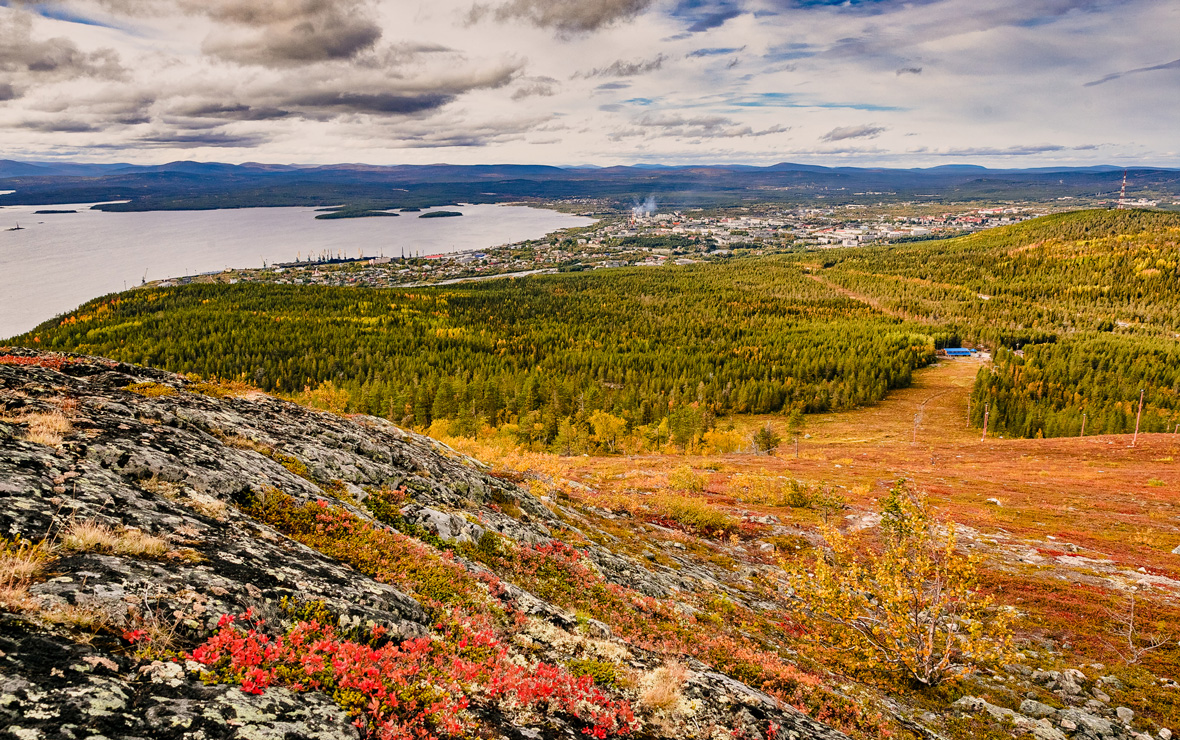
[0,204,593,339]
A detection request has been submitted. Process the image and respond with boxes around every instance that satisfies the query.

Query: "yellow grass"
[0,537,51,611]
[123,382,177,398]
[63,520,168,558]
[19,411,72,446]
[638,660,688,712]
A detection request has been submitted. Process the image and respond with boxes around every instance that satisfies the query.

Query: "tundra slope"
[0,349,846,740]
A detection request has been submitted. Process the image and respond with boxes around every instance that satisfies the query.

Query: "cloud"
[896,66,921,75]
[0,12,124,80]
[84,0,382,66]
[135,129,269,148]
[18,118,99,132]
[365,112,554,148]
[579,54,667,78]
[512,76,559,100]
[821,124,885,141]
[0,82,17,101]
[193,0,382,66]
[468,0,653,34]
[169,102,291,121]
[612,111,789,139]
[687,47,744,58]
[931,144,1085,156]
[1084,57,1180,87]
[284,90,454,115]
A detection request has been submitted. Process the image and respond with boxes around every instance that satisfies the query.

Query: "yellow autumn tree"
[786,480,1011,686]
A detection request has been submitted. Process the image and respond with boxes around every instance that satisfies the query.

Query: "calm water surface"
[0,204,593,338]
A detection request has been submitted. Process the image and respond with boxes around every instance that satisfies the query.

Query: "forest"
[15,260,935,451]
[808,209,1180,437]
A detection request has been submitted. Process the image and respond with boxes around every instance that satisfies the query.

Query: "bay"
[0,204,593,339]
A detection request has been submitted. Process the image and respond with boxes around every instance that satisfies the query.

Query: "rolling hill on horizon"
[2,159,1178,212]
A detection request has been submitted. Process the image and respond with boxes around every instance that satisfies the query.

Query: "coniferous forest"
[16,259,934,448]
[810,209,1180,437]
[14,208,1180,441]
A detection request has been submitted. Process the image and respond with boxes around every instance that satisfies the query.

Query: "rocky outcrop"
[0,350,849,740]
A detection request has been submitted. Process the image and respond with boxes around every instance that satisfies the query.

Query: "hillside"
[806,209,1180,437]
[0,348,851,740]
[3,349,1179,740]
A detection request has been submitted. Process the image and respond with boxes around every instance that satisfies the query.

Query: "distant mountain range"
[1,159,1177,212]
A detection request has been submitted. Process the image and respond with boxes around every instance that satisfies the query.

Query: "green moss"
[566,659,620,688]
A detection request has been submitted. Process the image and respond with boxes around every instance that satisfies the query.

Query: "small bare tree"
[1105,590,1174,665]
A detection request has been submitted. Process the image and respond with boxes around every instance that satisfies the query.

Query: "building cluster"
[152,203,1044,291]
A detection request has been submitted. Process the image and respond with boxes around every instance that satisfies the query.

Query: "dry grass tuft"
[41,602,112,634]
[63,520,168,558]
[638,660,689,712]
[187,493,228,520]
[19,411,72,446]
[0,537,52,611]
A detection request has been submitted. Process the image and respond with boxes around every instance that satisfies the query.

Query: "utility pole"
[1132,389,1145,446]
[1080,412,1086,438]
[913,413,919,445]
[980,402,990,442]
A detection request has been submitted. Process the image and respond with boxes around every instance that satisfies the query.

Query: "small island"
[419,210,463,219]
[399,207,421,212]
[33,209,77,214]
[314,208,400,220]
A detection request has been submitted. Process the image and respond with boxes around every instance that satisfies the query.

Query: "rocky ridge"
[0,350,849,740]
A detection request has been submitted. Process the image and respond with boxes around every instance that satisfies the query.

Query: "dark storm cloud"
[1085,57,1180,87]
[0,13,124,79]
[821,124,885,141]
[467,0,654,34]
[580,54,667,78]
[0,82,17,100]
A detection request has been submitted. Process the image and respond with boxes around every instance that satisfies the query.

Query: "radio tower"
[1117,170,1127,209]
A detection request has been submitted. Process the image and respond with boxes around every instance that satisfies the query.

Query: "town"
[153,201,1049,290]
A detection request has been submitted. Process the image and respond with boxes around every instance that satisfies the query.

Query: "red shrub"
[190,612,636,740]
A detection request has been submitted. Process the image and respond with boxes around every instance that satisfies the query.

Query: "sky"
[0,0,1177,167]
